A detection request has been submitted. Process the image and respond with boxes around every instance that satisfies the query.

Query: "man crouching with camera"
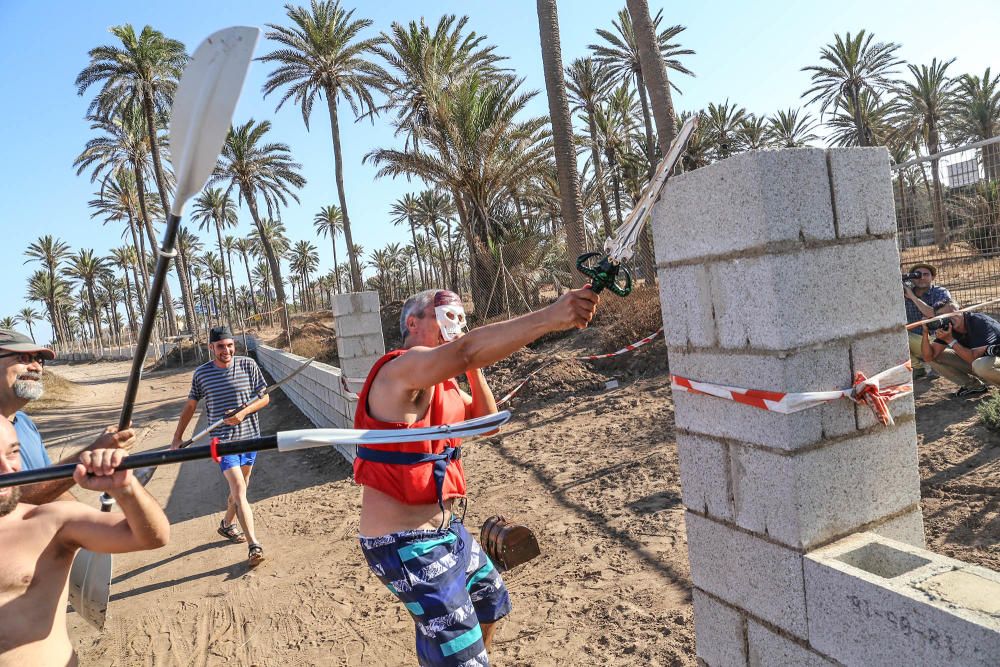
[921,299,1000,397]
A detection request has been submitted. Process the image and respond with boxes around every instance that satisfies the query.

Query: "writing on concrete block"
[846,593,957,657]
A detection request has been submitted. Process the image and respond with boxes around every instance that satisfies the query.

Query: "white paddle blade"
[169,26,260,216]
[276,411,512,453]
[68,549,113,630]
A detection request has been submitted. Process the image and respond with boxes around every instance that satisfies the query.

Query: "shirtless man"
[0,418,169,666]
[354,287,599,666]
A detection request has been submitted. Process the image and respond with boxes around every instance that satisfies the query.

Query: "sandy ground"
[27,336,997,666]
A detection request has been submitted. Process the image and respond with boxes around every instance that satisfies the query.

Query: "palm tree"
[233,237,262,319]
[736,114,772,151]
[88,172,152,304]
[801,30,902,147]
[948,68,1000,183]
[0,317,17,331]
[366,74,552,316]
[261,0,386,292]
[705,100,747,160]
[416,189,457,290]
[174,227,203,335]
[288,240,320,310]
[389,193,427,287]
[26,271,69,344]
[211,119,305,344]
[23,236,71,344]
[313,204,344,294]
[537,0,587,288]
[894,58,957,248]
[109,246,140,338]
[193,188,239,327]
[15,308,40,342]
[768,108,819,148]
[826,90,896,147]
[63,250,110,344]
[75,24,187,219]
[566,57,617,236]
[591,8,694,169]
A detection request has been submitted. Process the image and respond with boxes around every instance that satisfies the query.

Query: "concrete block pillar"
[652,147,924,664]
[332,291,386,412]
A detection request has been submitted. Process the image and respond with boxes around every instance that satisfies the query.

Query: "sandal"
[217,520,247,544]
[248,543,265,567]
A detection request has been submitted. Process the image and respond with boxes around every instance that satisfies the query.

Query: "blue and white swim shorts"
[359,519,512,667]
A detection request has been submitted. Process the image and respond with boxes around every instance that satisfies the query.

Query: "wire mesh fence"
[892,136,1000,316]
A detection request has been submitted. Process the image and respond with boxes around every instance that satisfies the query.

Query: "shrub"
[976,390,1000,432]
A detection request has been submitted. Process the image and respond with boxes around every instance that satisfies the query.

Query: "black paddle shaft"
[1,435,278,489]
[119,212,182,431]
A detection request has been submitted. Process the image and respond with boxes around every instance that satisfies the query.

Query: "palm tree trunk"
[325,90,363,291]
[330,237,342,294]
[931,157,947,248]
[86,285,103,343]
[537,0,587,288]
[245,195,292,347]
[240,252,261,317]
[225,250,240,329]
[408,223,426,288]
[627,0,677,156]
[214,223,234,328]
[132,163,181,335]
[849,86,870,147]
[586,110,614,236]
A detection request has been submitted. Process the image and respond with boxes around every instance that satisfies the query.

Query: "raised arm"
[381,288,599,392]
[56,449,169,553]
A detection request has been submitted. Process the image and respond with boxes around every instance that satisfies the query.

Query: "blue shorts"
[218,451,257,472]
[359,520,511,667]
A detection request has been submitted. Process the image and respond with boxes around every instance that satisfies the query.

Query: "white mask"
[433,291,467,341]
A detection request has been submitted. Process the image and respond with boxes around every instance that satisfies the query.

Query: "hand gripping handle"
[576,252,632,297]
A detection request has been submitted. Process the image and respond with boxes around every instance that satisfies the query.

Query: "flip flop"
[248,543,265,567]
[218,520,247,544]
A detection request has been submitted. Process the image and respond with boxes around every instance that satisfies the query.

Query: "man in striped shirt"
[171,327,269,566]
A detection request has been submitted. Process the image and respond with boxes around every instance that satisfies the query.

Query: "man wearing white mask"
[352,286,599,666]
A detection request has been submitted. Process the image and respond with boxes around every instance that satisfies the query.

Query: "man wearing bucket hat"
[171,326,269,566]
[0,329,136,505]
[903,263,951,379]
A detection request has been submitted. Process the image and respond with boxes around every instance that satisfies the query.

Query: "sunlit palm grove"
[14,2,1000,351]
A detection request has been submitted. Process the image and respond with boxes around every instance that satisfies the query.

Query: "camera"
[938,319,952,332]
[902,270,923,281]
[986,345,1000,357]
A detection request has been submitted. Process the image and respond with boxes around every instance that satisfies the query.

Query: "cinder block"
[685,511,808,638]
[869,508,925,548]
[654,148,835,265]
[693,589,747,667]
[677,434,733,521]
[827,147,897,239]
[332,290,381,317]
[338,334,385,359]
[333,312,383,338]
[728,422,921,549]
[709,238,906,351]
[341,354,381,380]
[657,265,717,348]
[669,346,856,450]
[805,533,1000,667]
[850,330,915,430]
[746,621,836,667]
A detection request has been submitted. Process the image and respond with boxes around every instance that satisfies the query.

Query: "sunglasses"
[0,352,47,366]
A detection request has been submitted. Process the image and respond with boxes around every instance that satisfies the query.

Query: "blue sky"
[1,0,998,344]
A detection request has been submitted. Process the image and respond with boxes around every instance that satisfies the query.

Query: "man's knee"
[972,357,1000,385]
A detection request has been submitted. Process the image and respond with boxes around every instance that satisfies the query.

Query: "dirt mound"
[381,300,404,351]
[265,313,339,365]
[22,368,80,413]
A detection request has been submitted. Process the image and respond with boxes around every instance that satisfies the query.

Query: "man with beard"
[0,329,135,505]
[0,417,170,666]
[171,326,269,566]
[354,287,599,667]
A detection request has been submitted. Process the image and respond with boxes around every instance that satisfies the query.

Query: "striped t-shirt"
[189,356,267,441]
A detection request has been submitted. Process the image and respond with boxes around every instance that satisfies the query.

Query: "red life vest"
[353,349,468,505]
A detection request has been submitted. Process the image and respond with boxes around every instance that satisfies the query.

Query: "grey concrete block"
[677,433,733,521]
[657,265,717,348]
[869,508,925,549]
[746,621,836,667]
[709,238,906,351]
[669,347,856,451]
[338,334,386,359]
[341,354,381,380]
[332,290,381,316]
[693,589,747,667]
[728,423,921,549]
[333,312,384,338]
[850,329,916,430]
[805,533,1000,667]
[685,511,808,638]
[654,148,835,265]
[827,147,897,239]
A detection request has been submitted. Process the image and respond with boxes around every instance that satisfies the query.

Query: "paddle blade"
[68,549,112,630]
[169,26,260,215]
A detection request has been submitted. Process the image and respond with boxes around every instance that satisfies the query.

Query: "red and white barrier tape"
[671,360,913,426]
[496,360,557,406]
[577,327,663,360]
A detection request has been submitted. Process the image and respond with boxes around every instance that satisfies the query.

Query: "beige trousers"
[907,334,925,371]
[926,349,1000,388]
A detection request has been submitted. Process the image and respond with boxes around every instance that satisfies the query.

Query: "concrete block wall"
[652,147,941,665]
[332,291,385,383]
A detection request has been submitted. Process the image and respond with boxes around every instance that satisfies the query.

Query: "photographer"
[903,263,951,379]
[921,300,1000,397]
